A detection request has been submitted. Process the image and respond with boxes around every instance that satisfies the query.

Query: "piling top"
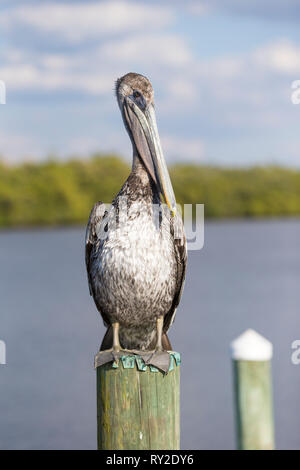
[94,350,181,373]
[230,329,273,361]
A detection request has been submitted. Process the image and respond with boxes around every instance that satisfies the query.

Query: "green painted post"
[95,352,181,450]
[231,329,275,450]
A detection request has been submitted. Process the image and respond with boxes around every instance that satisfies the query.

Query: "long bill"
[124,97,177,216]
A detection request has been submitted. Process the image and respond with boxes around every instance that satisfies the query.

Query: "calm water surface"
[0,220,299,449]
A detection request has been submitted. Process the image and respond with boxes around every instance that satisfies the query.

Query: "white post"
[230,329,275,450]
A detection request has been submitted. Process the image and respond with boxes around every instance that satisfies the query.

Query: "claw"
[112,350,122,364]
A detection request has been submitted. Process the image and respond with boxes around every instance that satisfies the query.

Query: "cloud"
[0,43,114,94]
[1,1,300,165]
[63,132,129,158]
[0,60,114,94]
[184,2,210,16]
[2,2,297,99]
[2,35,299,158]
[0,130,42,163]
[253,39,300,74]
[0,31,193,94]
[0,1,174,43]
[99,34,192,67]
[186,0,300,22]
[153,36,300,158]
[162,136,205,162]
[4,0,300,26]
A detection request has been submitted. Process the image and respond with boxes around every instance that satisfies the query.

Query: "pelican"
[85,73,187,371]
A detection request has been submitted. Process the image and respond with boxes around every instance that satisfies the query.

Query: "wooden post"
[96,352,180,450]
[231,329,275,450]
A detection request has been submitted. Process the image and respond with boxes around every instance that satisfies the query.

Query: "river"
[0,220,299,449]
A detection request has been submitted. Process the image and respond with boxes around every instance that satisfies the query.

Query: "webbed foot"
[94,347,128,368]
[143,349,171,373]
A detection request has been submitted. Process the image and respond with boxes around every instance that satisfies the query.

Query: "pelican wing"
[85,201,110,326]
[163,213,187,333]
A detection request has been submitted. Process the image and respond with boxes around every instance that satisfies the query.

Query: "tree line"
[0,154,299,227]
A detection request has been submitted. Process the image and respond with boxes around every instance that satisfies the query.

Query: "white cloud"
[2,34,298,115]
[0,45,115,94]
[1,0,300,165]
[0,131,42,163]
[0,1,174,43]
[0,30,193,94]
[185,1,211,16]
[195,40,300,87]
[205,56,243,79]
[162,136,205,162]
[2,35,298,145]
[0,61,113,94]
[99,34,192,67]
[64,132,129,158]
[165,77,198,101]
[253,39,300,74]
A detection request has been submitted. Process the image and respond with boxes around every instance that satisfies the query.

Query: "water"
[0,220,299,449]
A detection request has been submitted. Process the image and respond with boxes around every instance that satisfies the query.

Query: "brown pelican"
[85,73,187,371]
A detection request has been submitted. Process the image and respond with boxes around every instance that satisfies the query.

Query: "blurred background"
[0,0,300,449]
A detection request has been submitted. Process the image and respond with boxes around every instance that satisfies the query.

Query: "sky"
[0,0,300,166]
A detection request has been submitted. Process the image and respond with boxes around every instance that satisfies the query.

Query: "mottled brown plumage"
[85,73,187,360]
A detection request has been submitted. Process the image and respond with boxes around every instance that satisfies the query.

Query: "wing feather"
[85,201,110,326]
[163,213,187,333]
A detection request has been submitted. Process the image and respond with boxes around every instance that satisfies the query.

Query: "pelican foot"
[95,348,171,372]
[94,348,126,368]
[143,349,171,373]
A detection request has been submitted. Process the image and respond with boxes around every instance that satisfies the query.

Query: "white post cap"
[230,329,273,361]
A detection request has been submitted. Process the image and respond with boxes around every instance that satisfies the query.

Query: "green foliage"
[171,164,300,218]
[0,155,299,227]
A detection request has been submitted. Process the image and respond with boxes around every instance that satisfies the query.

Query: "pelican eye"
[132,90,147,109]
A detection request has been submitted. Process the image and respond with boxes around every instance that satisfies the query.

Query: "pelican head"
[116,72,176,216]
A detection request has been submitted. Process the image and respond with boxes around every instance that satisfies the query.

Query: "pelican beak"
[124,98,177,216]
